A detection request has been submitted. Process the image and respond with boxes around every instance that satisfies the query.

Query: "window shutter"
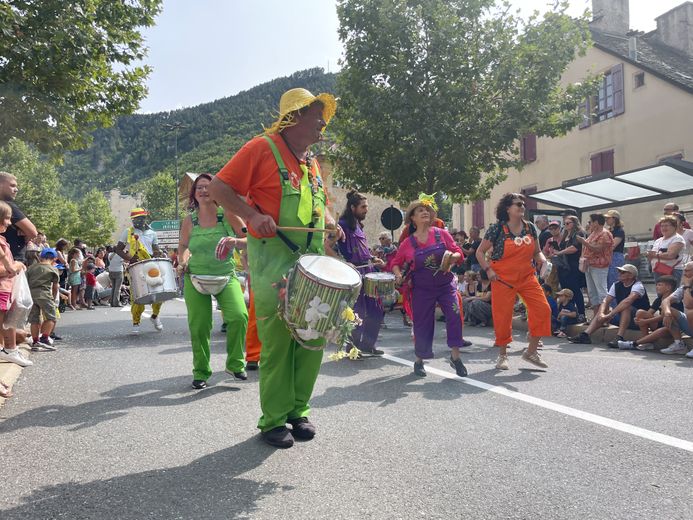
[579,97,591,129]
[602,149,615,174]
[472,200,484,228]
[590,154,602,175]
[526,133,537,162]
[612,63,625,116]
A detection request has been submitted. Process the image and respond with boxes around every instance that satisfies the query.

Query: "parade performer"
[209,87,340,448]
[116,208,165,333]
[177,174,249,389]
[476,193,550,371]
[390,199,468,378]
[338,191,385,356]
[397,192,445,243]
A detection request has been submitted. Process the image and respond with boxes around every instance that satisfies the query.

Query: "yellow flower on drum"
[341,307,356,322]
[347,347,361,360]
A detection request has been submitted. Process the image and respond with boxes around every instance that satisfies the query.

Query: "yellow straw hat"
[130,208,149,219]
[264,88,337,135]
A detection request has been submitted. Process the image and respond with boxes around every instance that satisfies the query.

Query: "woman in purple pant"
[391,200,467,378]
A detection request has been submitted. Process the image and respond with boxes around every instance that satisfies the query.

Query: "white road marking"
[382,353,693,453]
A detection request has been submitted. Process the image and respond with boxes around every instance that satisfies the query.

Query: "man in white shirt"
[115,208,165,333]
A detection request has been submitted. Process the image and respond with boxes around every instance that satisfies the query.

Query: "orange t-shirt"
[215,134,324,238]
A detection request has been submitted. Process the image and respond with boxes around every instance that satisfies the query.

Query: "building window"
[634,72,645,89]
[579,63,625,129]
[590,149,615,176]
[520,133,537,163]
[472,200,484,229]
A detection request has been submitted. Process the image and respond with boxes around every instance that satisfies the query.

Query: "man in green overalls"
[210,88,340,448]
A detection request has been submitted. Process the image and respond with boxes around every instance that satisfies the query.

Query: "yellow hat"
[264,88,337,135]
[130,208,149,219]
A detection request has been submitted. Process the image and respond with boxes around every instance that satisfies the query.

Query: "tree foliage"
[142,171,176,221]
[71,188,116,247]
[332,0,597,202]
[0,0,161,155]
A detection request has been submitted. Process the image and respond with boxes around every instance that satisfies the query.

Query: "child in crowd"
[0,201,32,368]
[554,288,578,338]
[457,272,467,296]
[26,248,60,350]
[68,248,82,309]
[84,263,97,310]
[542,283,558,325]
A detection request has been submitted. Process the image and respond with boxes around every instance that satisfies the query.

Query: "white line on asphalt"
[382,353,693,453]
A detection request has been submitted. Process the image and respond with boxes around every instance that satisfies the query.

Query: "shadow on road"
[0,375,240,433]
[0,436,282,520]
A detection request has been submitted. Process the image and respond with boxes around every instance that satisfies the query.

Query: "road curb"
[0,343,33,407]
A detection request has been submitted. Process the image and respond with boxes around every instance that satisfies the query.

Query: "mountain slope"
[60,68,336,197]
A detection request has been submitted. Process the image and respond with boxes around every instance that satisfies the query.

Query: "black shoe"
[462,339,472,347]
[50,333,62,341]
[191,380,207,389]
[437,315,446,322]
[568,332,591,344]
[261,426,294,448]
[607,336,624,349]
[221,322,227,333]
[449,356,468,377]
[360,348,384,356]
[413,360,427,377]
[287,417,316,440]
[246,361,259,371]
[233,370,247,381]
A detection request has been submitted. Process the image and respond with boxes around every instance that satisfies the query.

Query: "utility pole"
[163,122,188,221]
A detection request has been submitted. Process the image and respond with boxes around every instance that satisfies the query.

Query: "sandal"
[0,381,13,399]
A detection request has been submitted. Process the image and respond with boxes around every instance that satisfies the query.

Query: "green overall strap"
[262,135,289,181]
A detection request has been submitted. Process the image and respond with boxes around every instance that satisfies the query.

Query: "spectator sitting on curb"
[659,261,693,357]
[617,275,681,350]
[553,288,578,338]
[569,264,649,347]
[26,248,60,351]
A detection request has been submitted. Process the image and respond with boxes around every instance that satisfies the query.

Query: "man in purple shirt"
[338,191,386,356]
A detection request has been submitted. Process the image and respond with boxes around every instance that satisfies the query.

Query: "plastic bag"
[3,271,33,329]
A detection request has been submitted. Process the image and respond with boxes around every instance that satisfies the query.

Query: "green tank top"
[187,208,236,276]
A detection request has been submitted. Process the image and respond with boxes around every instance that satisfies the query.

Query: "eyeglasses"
[195,185,209,191]
[511,201,525,208]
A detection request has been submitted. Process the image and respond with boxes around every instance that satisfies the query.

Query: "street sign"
[150,220,180,249]
[150,220,180,231]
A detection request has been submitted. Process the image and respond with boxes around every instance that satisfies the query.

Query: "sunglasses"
[511,201,525,208]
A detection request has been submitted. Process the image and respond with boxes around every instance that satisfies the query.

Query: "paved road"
[1,300,691,519]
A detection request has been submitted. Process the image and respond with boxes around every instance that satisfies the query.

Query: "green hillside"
[59,68,336,198]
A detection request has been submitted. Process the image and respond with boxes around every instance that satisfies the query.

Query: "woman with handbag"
[177,173,249,390]
[554,215,586,320]
[576,214,614,316]
[646,215,685,284]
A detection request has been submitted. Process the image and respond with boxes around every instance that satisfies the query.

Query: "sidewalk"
[0,342,34,405]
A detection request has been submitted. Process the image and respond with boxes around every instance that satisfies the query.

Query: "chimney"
[590,0,630,35]
[653,2,693,56]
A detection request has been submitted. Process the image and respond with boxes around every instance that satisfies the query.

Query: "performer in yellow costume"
[115,208,165,333]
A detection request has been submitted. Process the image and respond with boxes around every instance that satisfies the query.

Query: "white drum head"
[297,255,361,288]
[365,272,395,282]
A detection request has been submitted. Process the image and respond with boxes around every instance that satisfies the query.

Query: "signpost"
[150,220,180,249]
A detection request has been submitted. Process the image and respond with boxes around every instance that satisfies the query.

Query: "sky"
[137,0,687,113]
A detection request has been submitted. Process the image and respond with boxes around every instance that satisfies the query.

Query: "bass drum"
[127,258,178,305]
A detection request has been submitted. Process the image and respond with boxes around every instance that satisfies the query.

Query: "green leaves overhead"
[332,0,596,203]
[0,0,162,155]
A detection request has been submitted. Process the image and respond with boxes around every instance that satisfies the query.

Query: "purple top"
[338,219,372,267]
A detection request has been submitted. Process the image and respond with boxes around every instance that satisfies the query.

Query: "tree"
[332,0,597,202]
[0,138,67,240]
[0,0,162,155]
[71,188,116,246]
[142,171,177,221]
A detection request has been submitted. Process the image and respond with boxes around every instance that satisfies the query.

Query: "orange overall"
[490,225,551,347]
[245,287,262,363]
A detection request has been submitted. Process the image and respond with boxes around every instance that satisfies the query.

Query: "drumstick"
[277,226,331,233]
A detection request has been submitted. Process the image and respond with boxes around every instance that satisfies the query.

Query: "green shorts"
[29,299,57,323]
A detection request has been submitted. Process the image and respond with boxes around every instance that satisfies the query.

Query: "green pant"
[249,239,324,432]
[184,274,248,381]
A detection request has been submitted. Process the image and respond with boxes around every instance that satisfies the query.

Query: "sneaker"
[191,380,207,389]
[413,360,427,377]
[287,417,316,440]
[568,332,591,344]
[521,350,548,369]
[360,348,384,356]
[607,336,624,349]
[131,324,140,334]
[461,339,473,347]
[660,342,686,355]
[38,336,55,349]
[220,322,227,333]
[495,354,509,370]
[0,348,33,367]
[50,333,62,341]
[226,368,247,381]
[449,356,468,377]
[686,349,693,358]
[32,339,57,352]
[150,316,163,332]
[617,340,636,350]
[636,343,655,351]
[246,361,259,371]
[261,426,294,448]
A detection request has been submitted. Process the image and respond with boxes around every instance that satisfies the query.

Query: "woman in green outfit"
[178,173,249,389]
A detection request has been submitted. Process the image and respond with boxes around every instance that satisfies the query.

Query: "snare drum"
[284,255,361,347]
[127,258,178,305]
[363,272,396,299]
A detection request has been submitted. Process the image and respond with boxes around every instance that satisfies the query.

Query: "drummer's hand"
[333,224,345,242]
[394,273,403,286]
[248,213,276,237]
[485,267,498,281]
[372,258,385,267]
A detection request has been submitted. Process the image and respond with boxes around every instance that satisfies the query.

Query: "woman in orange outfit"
[476,193,550,371]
